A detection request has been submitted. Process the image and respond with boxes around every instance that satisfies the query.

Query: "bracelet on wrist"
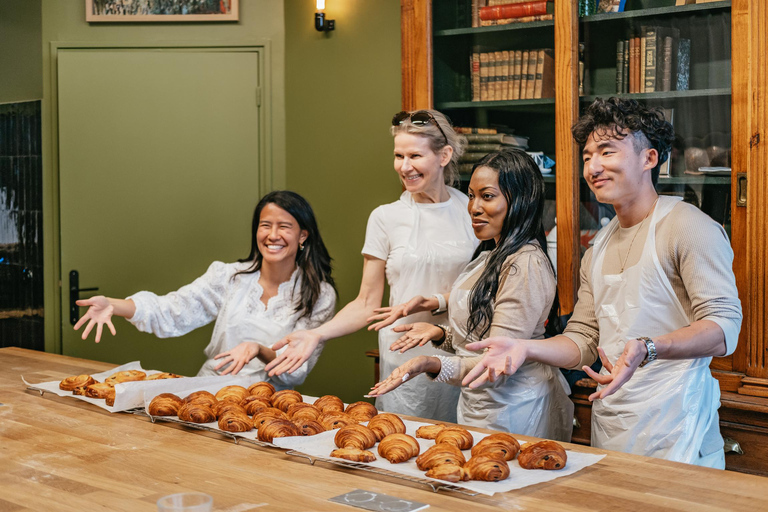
[431,293,447,316]
[638,336,657,367]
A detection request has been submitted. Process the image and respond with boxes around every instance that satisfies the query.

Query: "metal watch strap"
[638,336,657,367]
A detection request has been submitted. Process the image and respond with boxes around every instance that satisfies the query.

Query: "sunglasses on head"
[392,110,450,145]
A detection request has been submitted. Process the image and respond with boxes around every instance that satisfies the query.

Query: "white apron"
[376,188,475,422]
[590,195,725,468]
[450,252,574,441]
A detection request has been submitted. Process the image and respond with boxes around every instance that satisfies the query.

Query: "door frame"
[45,41,281,354]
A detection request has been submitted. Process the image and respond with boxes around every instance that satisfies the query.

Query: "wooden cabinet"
[400,0,768,474]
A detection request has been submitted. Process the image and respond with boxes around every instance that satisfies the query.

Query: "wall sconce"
[315,0,335,32]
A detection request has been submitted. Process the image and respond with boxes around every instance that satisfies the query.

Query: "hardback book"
[466,143,503,152]
[471,49,481,101]
[506,50,515,100]
[655,27,679,91]
[472,0,479,27]
[525,50,537,99]
[511,50,523,100]
[459,163,476,174]
[633,36,641,93]
[534,49,555,99]
[487,52,497,101]
[661,36,674,91]
[628,37,636,93]
[640,33,647,93]
[616,40,625,93]
[622,38,629,93]
[658,108,674,176]
[460,152,496,163]
[481,13,554,25]
[465,133,529,148]
[642,26,658,93]
[498,51,510,101]
[479,0,553,21]
[519,50,530,100]
[455,127,498,134]
[480,52,490,101]
[676,38,691,91]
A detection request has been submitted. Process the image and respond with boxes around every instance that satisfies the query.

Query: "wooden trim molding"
[400,0,432,110]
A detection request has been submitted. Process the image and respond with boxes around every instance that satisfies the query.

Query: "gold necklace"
[618,196,659,273]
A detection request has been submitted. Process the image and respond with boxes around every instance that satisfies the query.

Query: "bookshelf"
[402,0,768,475]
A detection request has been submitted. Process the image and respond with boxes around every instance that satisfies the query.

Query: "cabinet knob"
[573,416,581,429]
[724,437,744,455]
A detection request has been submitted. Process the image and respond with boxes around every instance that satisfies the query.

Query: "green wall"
[284,1,402,402]
[0,0,42,103]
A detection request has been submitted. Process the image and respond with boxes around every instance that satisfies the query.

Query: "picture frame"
[85,0,239,22]
[597,0,627,13]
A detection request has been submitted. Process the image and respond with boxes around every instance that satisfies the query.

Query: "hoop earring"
[299,241,305,251]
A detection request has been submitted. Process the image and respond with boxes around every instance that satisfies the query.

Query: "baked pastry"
[104,370,146,385]
[435,427,474,451]
[377,433,420,464]
[415,423,447,439]
[416,443,466,471]
[271,389,303,412]
[247,381,275,399]
[215,385,249,403]
[293,419,326,436]
[178,402,216,423]
[253,408,289,429]
[218,412,253,432]
[330,448,376,463]
[313,395,344,414]
[85,382,115,399]
[213,401,247,419]
[334,424,377,450]
[59,374,95,391]
[463,455,510,481]
[471,433,520,461]
[145,372,184,380]
[367,413,406,442]
[319,412,357,430]
[257,417,299,443]
[148,393,184,416]
[517,440,567,470]
[287,402,322,421]
[105,394,116,407]
[241,396,272,416]
[183,390,218,408]
[425,464,464,483]
[345,401,378,422]
[72,385,90,396]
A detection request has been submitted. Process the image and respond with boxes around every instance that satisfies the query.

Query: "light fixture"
[315,0,335,32]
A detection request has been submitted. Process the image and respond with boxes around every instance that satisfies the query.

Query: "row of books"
[458,132,530,171]
[472,0,553,28]
[615,26,691,94]
[472,49,554,102]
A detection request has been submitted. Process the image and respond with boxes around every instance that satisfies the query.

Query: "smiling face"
[393,133,452,202]
[256,203,308,268]
[468,166,508,244]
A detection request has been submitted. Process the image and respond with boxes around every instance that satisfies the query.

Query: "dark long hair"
[466,150,560,339]
[235,191,336,320]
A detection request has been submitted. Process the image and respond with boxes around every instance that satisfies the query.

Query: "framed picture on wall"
[85,0,239,22]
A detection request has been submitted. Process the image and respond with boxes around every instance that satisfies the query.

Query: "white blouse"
[127,261,336,389]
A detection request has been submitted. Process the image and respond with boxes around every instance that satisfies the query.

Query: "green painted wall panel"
[0,0,42,103]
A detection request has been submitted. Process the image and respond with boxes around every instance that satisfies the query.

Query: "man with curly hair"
[461,97,742,468]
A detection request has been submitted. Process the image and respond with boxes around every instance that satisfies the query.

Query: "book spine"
[519,50,530,99]
[661,36,673,92]
[479,0,550,21]
[616,40,624,93]
[472,0,479,28]
[455,127,498,135]
[644,27,657,93]
[628,38,635,93]
[640,34,646,93]
[525,49,536,99]
[465,133,505,143]
[471,50,481,101]
[512,50,522,100]
[622,38,629,93]
[480,52,490,101]
[466,143,503,152]
[487,52,497,101]
[501,50,511,101]
[676,38,690,91]
[534,49,545,99]
[540,49,555,98]
[481,13,553,25]
[633,36,641,94]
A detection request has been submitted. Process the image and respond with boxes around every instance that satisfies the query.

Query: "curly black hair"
[572,97,675,185]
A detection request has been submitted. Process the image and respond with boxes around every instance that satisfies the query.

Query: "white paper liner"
[273,419,605,496]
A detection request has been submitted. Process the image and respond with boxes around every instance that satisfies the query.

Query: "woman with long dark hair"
[74,190,336,388]
[368,150,573,440]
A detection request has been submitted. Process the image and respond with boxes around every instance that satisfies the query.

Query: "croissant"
[471,433,520,461]
[59,374,95,391]
[463,455,510,481]
[178,402,216,423]
[247,381,276,399]
[85,383,115,399]
[293,419,326,436]
[218,412,253,432]
[415,443,466,471]
[330,448,376,463]
[425,464,465,483]
[271,389,303,412]
[313,395,344,414]
[367,413,406,442]
[183,390,218,408]
[105,370,146,385]
[377,433,420,464]
[517,440,567,470]
[345,401,378,422]
[435,427,474,451]
[287,402,322,421]
[253,408,289,429]
[241,396,272,416]
[145,372,184,380]
[334,424,377,450]
[257,417,299,443]
[319,412,357,430]
[213,401,247,419]
[415,423,447,439]
[148,393,184,416]
[215,385,249,403]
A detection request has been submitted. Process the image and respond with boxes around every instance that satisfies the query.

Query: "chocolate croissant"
[178,402,216,423]
[463,455,510,481]
[271,390,303,412]
[145,372,184,380]
[218,412,253,432]
[241,396,272,416]
[287,402,322,421]
[59,374,95,391]
[253,408,289,429]
[415,443,466,471]
[247,381,275,399]
[257,417,299,443]
[415,423,447,439]
[293,419,326,436]
[378,433,420,464]
[345,401,378,422]
[148,393,183,416]
[334,424,377,450]
[183,390,218,408]
[215,385,249,403]
[517,440,567,470]
[471,433,520,461]
[313,395,344,413]
[367,413,406,442]
[318,412,357,430]
[213,401,247,419]
[435,427,474,451]
[330,448,376,463]
[105,370,146,385]
[85,382,115,399]
[425,464,465,483]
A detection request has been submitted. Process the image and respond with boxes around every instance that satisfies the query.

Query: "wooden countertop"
[2,347,767,511]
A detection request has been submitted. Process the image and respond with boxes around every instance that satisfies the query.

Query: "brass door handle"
[724,437,744,455]
[573,417,581,429]
[736,172,747,207]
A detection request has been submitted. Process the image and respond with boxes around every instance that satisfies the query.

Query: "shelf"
[436,98,555,110]
[459,174,729,186]
[581,1,730,24]
[435,20,554,38]
[581,88,731,102]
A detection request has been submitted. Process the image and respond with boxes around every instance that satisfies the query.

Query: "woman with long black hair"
[368,150,573,441]
[74,190,336,388]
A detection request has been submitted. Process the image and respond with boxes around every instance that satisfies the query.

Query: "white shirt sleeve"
[361,206,390,260]
[127,261,230,338]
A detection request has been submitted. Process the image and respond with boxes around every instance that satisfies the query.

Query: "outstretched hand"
[214,341,261,376]
[366,295,435,331]
[266,330,321,376]
[461,337,528,389]
[73,296,116,343]
[583,341,647,401]
[389,322,443,353]
[367,356,433,398]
